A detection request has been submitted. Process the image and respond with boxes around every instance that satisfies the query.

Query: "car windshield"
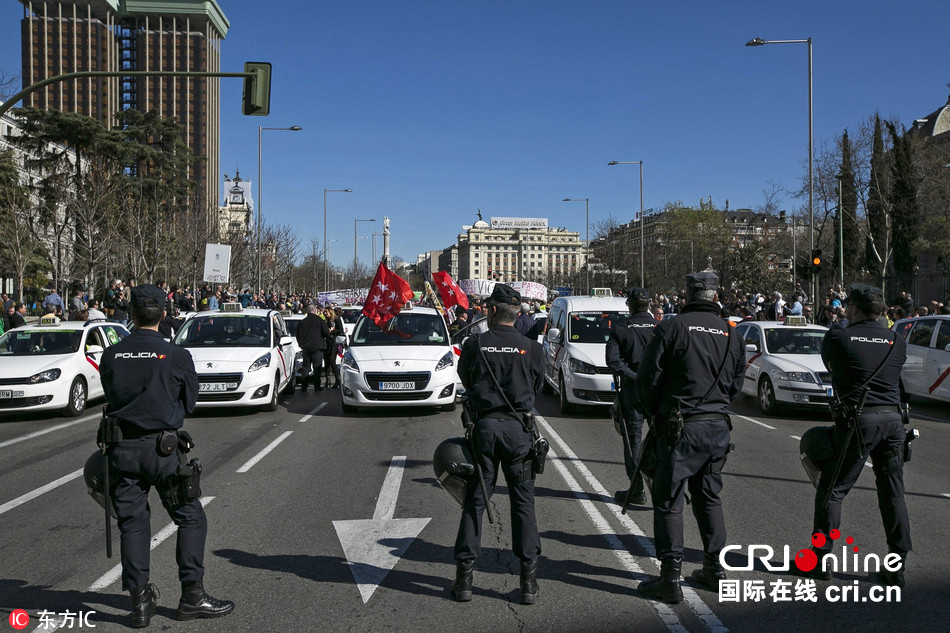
[567,311,629,344]
[351,313,448,346]
[175,315,271,347]
[0,329,82,356]
[340,309,363,324]
[764,329,824,354]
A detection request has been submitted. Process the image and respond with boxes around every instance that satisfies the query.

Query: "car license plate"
[199,382,235,392]
[0,390,24,398]
[379,381,415,390]
[826,387,834,397]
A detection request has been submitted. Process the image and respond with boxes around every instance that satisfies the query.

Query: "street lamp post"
[354,218,376,273]
[562,198,589,294]
[607,160,645,286]
[257,125,302,293]
[746,36,813,299]
[323,188,352,293]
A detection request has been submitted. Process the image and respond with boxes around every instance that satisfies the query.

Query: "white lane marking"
[299,402,328,422]
[790,435,801,440]
[332,456,430,603]
[941,494,950,499]
[236,431,293,473]
[731,413,776,430]
[0,413,99,450]
[547,447,687,633]
[0,469,84,516]
[865,461,873,468]
[87,496,215,592]
[537,415,728,633]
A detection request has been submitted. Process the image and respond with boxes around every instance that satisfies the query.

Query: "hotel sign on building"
[490,217,548,230]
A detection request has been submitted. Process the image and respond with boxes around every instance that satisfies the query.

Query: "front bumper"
[194,371,274,407]
[777,383,834,406]
[341,369,456,407]
[566,372,615,405]
[0,383,63,411]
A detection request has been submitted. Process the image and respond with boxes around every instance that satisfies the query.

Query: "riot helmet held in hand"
[433,437,476,506]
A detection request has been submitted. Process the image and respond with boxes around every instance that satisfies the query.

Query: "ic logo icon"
[9,609,29,630]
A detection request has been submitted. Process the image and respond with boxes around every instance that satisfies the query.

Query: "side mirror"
[944,344,950,352]
[546,327,561,342]
[745,343,758,353]
[85,345,105,355]
[280,336,294,346]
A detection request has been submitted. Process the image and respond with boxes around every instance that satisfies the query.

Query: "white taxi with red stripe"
[893,315,950,404]
[175,304,300,410]
[734,317,830,414]
[0,315,129,416]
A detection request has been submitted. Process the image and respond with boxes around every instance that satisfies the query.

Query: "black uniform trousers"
[300,347,324,388]
[454,417,541,564]
[813,411,911,554]
[618,380,645,481]
[110,437,207,590]
[651,418,730,561]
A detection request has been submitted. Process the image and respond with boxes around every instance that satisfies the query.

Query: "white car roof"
[552,296,628,311]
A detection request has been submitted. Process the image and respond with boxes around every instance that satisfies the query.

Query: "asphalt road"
[1,390,948,633]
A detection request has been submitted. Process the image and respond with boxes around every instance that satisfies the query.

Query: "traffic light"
[242,62,272,116]
[810,249,822,275]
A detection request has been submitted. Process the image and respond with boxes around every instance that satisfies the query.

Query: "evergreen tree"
[834,130,861,282]
[886,122,920,291]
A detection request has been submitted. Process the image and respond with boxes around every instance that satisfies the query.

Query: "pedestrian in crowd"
[87,299,107,321]
[111,288,130,326]
[636,272,746,604]
[797,284,911,587]
[802,305,814,324]
[43,287,65,316]
[10,303,28,329]
[605,287,657,507]
[99,285,233,628]
[1,293,12,314]
[787,294,803,316]
[322,307,343,388]
[514,302,535,337]
[452,284,545,605]
[296,303,329,392]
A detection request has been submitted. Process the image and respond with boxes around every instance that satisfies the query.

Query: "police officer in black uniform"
[100,285,234,628]
[800,283,911,586]
[605,287,656,505]
[636,272,745,603]
[452,284,546,605]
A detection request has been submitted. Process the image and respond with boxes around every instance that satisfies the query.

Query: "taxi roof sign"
[39,315,61,326]
[279,310,292,317]
[784,315,808,327]
[220,303,242,313]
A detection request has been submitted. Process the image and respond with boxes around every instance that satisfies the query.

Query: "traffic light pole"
[0,69,257,120]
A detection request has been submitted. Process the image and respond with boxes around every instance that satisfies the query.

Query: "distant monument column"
[383,217,391,268]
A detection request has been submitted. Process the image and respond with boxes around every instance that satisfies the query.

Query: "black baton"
[621,424,653,515]
[102,444,113,558]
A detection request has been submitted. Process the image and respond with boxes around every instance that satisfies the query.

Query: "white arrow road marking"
[332,456,431,604]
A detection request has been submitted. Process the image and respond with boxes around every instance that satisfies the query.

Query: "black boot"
[873,553,906,588]
[691,553,726,590]
[450,560,474,602]
[792,548,832,581]
[639,557,683,604]
[177,581,235,621]
[128,584,159,629]
[331,367,341,388]
[520,560,540,605]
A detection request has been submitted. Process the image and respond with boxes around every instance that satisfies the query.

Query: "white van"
[543,296,630,413]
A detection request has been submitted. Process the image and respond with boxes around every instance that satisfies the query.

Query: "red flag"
[432,271,469,311]
[362,262,415,327]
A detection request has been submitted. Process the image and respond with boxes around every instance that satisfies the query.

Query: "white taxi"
[340,305,458,413]
[734,317,830,414]
[893,315,950,404]
[174,304,301,410]
[0,316,129,416]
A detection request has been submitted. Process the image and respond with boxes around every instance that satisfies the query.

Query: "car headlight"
[780,371,816,384]
[435,350,454,371]
[30,368,62,383]
[342,351,360,372]
[248,353,271,372]
[569,357,597,375]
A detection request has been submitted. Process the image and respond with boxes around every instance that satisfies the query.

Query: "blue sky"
[1,1,948,268]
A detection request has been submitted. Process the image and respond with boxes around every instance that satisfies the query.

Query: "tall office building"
[18,0,229,206]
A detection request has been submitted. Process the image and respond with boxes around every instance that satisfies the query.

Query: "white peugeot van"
[543,296,631,413]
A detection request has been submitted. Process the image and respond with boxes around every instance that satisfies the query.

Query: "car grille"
[364,372,431,391]
[197,373,244,391]
[817,372,832,384]
[363,391,434,401]
[595,367,614,375]
[0,377,30,386]
[197,392,245,402]
[0,396,46,409]
[573,389,616,403]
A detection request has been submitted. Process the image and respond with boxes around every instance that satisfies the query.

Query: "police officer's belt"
[859,406,900,414]
[476,409,528,423]
[682,413,729,423]
[117,421,167,440]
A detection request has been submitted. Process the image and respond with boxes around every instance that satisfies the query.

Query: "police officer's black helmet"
[83,450,117,518]
[432,437,476,506]
[799,426,835,488]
